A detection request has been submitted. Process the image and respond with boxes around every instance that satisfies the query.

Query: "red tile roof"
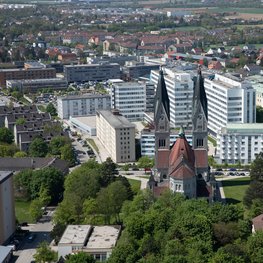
[156,149,170,169]
[194,149,208,168]
[170,163,195,180]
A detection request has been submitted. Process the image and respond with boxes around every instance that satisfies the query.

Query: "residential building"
[58,225,121,261]
[57,94,111,119]
[0,67,56,86]
[64,63,120,83]
[216,123,263,165]
[246,75,263,107]
[150,68,193,129]
[6,78,68,94]
[205,74,256,137]
[96,110,135,163]
[0,171,16,245]
[110,81,146,121]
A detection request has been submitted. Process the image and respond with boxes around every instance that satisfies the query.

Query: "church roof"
[154,69,170,121]
[170,162,195,180]
[192,68,208,120]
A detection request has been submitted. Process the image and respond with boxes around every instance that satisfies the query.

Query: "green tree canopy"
[0,127,14,144]
[13,151,27,157]
[46,102,57,116]
[29,137,48,157]
[137,156,154,170]
[34,241,57,263]
[65,252,95,263]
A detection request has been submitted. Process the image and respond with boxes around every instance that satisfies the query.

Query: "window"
[159,139,166,147]
[196,139,203,147]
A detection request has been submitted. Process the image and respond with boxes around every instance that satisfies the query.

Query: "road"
[13,210,54,263]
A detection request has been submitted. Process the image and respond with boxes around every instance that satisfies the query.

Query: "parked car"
[20,222,28,227]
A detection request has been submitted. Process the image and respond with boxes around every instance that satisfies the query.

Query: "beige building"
[0,171,16,245]
[96,110,136,163]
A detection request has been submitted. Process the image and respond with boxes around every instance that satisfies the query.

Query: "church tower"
[154,69,170,181]
[192,67,209,181]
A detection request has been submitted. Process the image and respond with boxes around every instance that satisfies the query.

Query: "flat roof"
[223,123,263,134]
[58,94,110,100]
[97,110,135,129]
[70,116,96,128]
[0,171,13,184]
[86,226,121,250]
[0,246,12,262]
[7,78,66,84]
[64,63,119,68]
[59,225,92,245]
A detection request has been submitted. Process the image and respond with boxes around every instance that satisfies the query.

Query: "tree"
[60,144,75,166]
[50,223,66,245]
[15,118,26,125]
[65,252,95,263]
[29,198,43,222]
[29,137,48,157]
[0,127,14,144]
[49,136,70,156]
[34,241,57,263]
[137,156,154,172]
[13,151,27,157]
[46,102,57,116]
[256,106,263,123]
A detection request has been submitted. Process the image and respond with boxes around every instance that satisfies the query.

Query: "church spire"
[192,66,208,120]
[154,69,170,121]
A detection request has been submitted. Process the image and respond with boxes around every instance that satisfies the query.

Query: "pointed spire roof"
[154,69,170,121]
[179,126,185,138]
[193,66,208,120]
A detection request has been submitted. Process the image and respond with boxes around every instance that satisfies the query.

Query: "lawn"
[222,177,250,204]
[128,178,141,195]
[87,138,100,154]
[15,198,33,224]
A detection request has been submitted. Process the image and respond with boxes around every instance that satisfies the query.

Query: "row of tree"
[108,190,262,263]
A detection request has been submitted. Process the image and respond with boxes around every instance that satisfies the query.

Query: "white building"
[141,129,192,157]
[110,81,146,121]
[69,116,97,136]
[246,75,263,107]
[0,171,16,245]
[58,225,121,261]
[150,68,193,128]
[205,74,256,137]
[57,94,111,119]
[216,123,263,164]
[96,110,135,163]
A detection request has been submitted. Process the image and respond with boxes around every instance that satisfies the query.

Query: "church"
[149,67,215,200]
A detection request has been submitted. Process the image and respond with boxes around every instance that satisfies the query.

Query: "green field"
[222,177,250,204]
[208,7,263,14]
[128,178,141,195]
[15,199,33,223]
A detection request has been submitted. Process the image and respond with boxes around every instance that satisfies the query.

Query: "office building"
[0,67,56,86]
[150,68,193,128]
[6,78,68,94]
[64,63,120,83]
[96,110,135,163]
[57,94,111,119]
[110,81,146,121]
[0,171,16,245]
[216,123,263,165]
[205,74,256,137]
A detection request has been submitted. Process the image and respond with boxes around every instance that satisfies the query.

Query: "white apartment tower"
[205,74,256,137]
[150,68,193,128]
[110,82,146,121]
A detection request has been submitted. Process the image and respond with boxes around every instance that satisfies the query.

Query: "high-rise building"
[150,68,193,128]
[204,74,256,137]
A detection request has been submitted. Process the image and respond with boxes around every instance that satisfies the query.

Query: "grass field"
[222,177,250,204]
[208,7,263,14]
[128,178,141,195]
[15,198,33,224]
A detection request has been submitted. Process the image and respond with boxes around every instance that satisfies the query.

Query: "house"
[208,60,223,70]
[58,225,121,261]
[58,53,77,63]
[252,214,263,233]
[243,64,262,75]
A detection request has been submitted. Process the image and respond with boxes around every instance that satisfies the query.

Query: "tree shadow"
[222,179,250,187]
[225,198,241,204]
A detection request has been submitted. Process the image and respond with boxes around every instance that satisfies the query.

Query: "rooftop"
[86,225,121,250]
[7,78,67,84]
[0,246,12,262]
[97,110,135,129]
[59,225,92,245]
[0,171,13,184]
[222,123,263,134]
[58,94,110,100]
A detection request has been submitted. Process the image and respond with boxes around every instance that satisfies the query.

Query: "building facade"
[0,171,16,245]
[150,68,193,129]
[64,63,120,83]
[6,78,68,94]
[205,74,256,137]
[57,94,111,119]
[0,68,56,86]
[96,110,135,163]
[110,81,146,121]
[216,123,263,165]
